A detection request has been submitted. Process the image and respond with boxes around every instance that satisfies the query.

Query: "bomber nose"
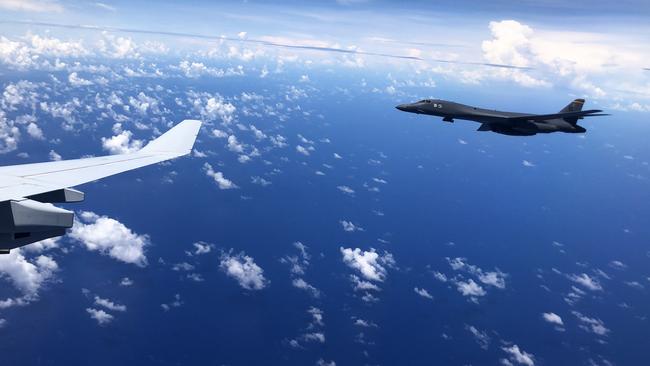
[396,104,409,112]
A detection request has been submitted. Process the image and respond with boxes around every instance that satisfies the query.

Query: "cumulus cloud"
[48,150,61,161]
[455,279,486,297]
[203,163,238,189]
[94,296,127,312]
[69,211,149,266]
[227,135,245,153]
[212,129,228,138]
[22,237,60,253]
[522,160,536,167]
[542,312,564,326]
[414,287,433,299]
[568,273,603,291]
[340,247,395,282]
[501,344,535,366]
[220,251,268,290]
[177,60,238,78]
[572,311,609,336]
[0,250,58,308]
[466,325,490,350]
[190,93,236,124]
[68,72,93,86]
[337,185,355,195]
[296,145,311,156]
[340,220,363,232]
[26,122,44,140]
[188,241,213,256]
[447,257,507,289]
[101,130,143,154]
[281,242,319,297]
[86,308,113,325]
[0,111,20,153]
[292,278,321,298]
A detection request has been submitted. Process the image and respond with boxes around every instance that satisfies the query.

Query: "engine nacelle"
[0,199,74,251]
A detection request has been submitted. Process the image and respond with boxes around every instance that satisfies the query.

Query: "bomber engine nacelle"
[0,188,84,253]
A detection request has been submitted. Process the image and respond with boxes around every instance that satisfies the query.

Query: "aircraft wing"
[504,109,607,122]
[0,119,202,202]
[0,119,201,252]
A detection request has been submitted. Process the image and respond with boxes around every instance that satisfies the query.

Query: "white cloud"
[0,0,63,13]
[542,312,564,326]
[433,271,448,282]
[316,359,336,366]
[249,125,266,140]
[69,211,149,267]
[0,250,58,308]
[572,311,609,336]
[26,122,44,140]
[227,135,245,153]
[337,185,355,195]
[203,163,238,189]
[161,294,183,311]
[22,238,60,253]
[68,72,93,86]
[86,308,114,325]
[466,325,490,349]
[48,150,61,161]
[128,92,159,116]
[251,176,272,186]
[212,129,228,138]
[414,287,433,299]
[198,95,236,124]
[340,247,395,282]
[95,2,116,11]
[340,220,363,232]
[189,241,213,256]
[220,251,268,290]
[350,274,380,291]
[522,160,535,167]
[101,130,143,154]
[455,279,486,297]
[0,111,20,153]
[501,344,535,366]
[609,260,627,270]
[447,257,507,289]
[302,332,325,343]
[120,277,133,286]
[94,296,127,312]
[97,33,141,59]
[292,278,321,298]
[482,20,534,68]
[568,273,603,291]
[296,145,311,156]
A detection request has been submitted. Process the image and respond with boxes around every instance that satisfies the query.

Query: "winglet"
[139,120,202,156]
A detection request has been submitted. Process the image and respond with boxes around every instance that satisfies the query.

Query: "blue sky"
[1,0,648,114]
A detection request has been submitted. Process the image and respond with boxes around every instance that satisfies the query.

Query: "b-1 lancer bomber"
[396,98,608,136]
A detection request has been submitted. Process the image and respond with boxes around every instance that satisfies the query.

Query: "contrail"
[0,20,534,70]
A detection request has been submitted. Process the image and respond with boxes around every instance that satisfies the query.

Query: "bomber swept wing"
[503,109,608,123]
[0,119,202,253]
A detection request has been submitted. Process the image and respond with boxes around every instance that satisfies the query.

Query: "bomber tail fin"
[560,99,585,113]
[559,99,585,124]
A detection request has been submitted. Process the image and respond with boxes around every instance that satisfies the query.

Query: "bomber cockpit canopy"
[419,99,433,103]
